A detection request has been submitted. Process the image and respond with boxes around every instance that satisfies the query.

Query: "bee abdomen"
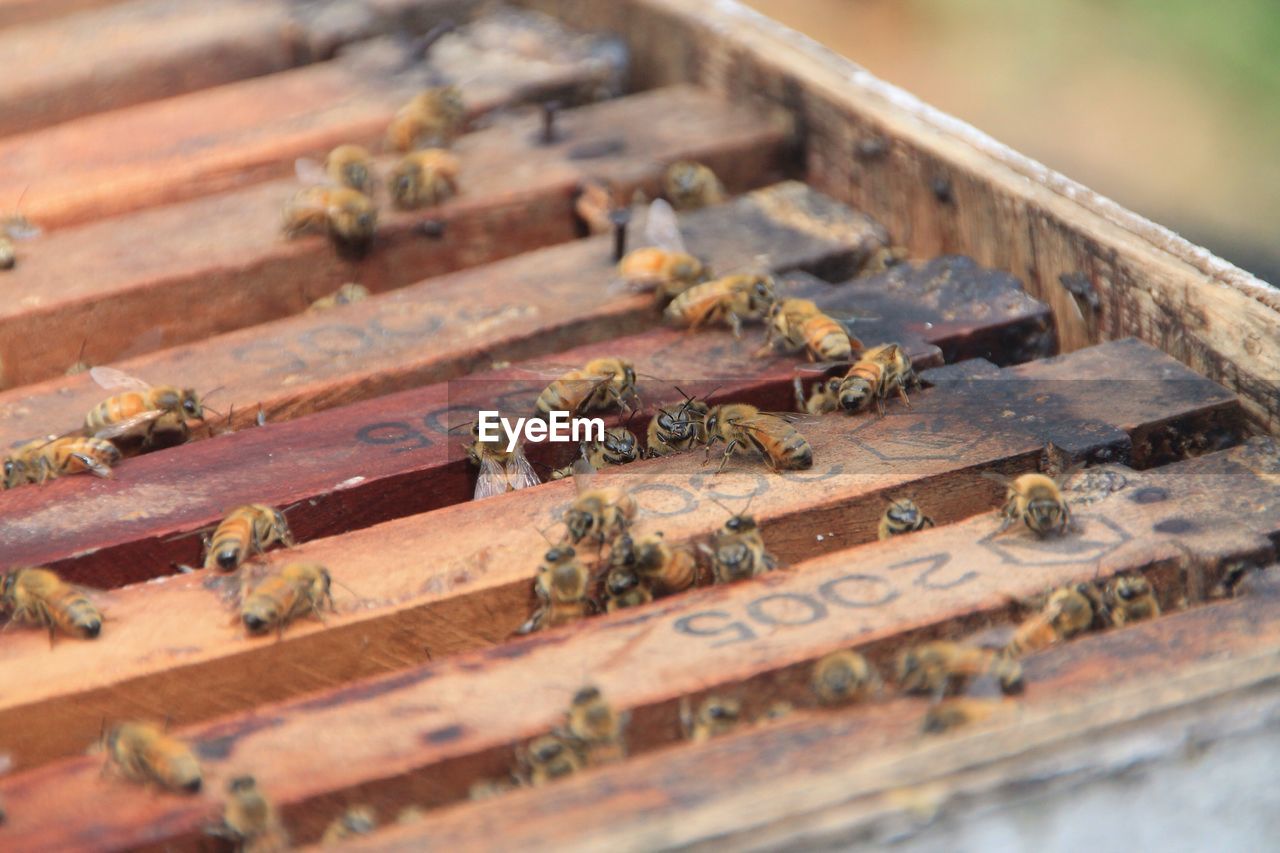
[61,593,102,638]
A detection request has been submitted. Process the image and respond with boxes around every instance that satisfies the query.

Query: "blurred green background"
[747,0,1280,284]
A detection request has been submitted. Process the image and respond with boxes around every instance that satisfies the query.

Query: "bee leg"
[792,377,807,412]
[727,313,743,339]
[922,515,936,529]
[715,440,738,474]
[897,386,912,407]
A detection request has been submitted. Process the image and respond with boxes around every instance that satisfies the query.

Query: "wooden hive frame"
[0,1,1276,850]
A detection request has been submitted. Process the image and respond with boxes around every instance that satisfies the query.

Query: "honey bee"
[617,199,708,301]
[282,186,377,250]
[321,806,377,844]
[1005,583,1097,657]
[793,374,843,415]
[84,366,210,445]
[602,564,652,611]
[680,696,742,743]
[984,464,1080,538]
[561,686,628,764]
[704,403,813,473]
[760,298,861,362]
[897,641,1024,699]
[295,144,377,196]
[308,283,370,312]
[550,426,640,479]
[922,698,1014,734]
[386,85,466,151]
[519,734,584,786]
[811,650,881,705]
[205,504,295,572]
[466,422,540,500]
[664,273,777,337]
[563,460,638,545]
[829,342,916,414]
[705,505,777,583]
[389,149,461,209]
[664,160,726,210]
[1105,575,1160,625]
[534,357,638,417]
[207,775,289,853]
[240,562,334,637]
[878,497,935,540]
[0,566,103,643]
[0,213,41,270]
[646,391,709,457]
[610,531,698,595]
[3,435,121,487]
[518,545,592,633]
[102,722,202,794]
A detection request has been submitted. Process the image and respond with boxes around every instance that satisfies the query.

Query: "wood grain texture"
[0,256,1050,588]
[0,340,1243,775]
[0,85,789,389]
[0,7,623,229]
[0,181,879,448]
[344,565,1280,853]
[0,0,126,28]
[519,0,1280,432]
[0,437,1274,849]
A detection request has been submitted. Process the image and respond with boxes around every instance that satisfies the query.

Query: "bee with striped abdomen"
[703,403,813,473]
[386,86,466,151]
[878,497,934,540]
[760,298,861,362]
[663,160,725,211]
[534,357,638,418]
[0,567,103,643]
[102,722,202,794]
[664,273,777,338]
[618,199,708,302]
[240,562,334,637]
[3,435,121,487]
[389,149,461,209]
[84,366,209,447]
[205,504,295,572]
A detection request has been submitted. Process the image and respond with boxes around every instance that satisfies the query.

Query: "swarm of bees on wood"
[0,87,1209,846]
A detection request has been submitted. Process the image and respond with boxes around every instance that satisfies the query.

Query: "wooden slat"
[0,340,1242,775]
[0,436,1272,849]
[0,0,125,28]
[0,181,877,447]
[0,256,1051,588]
[0,8,623,229]
[525,0,1280,431]
[0,85,789,389]
[345,567,1280,853]
[0,0,468,137]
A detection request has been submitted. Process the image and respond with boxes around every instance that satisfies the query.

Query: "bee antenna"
[447,419,477,435]
[704,494,734,517]
[74,338,88,365]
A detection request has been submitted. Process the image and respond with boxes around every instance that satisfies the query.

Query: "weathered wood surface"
[524,0,1280,432]
[0,8,623,230]
[0,0,126,28]
[0,85,788,389]
[0,437,1273,849]
[0,182,876,447]
[0,257,1051,588]
[0,0,473,137]
[0,340,1243,775]
[346,565,1280,853]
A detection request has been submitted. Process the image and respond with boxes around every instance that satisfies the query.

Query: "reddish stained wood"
[0,257,1049,589]
[0,0,126,28]
[0,340,1244,775]
[0,437,1273,849]
[344,568,1280,853]
[0,181,879,447]
[0,85,790,388]
[0,9,623,229]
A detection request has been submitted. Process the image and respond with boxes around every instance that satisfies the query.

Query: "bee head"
[242,604,278,635]
[706,700,740,722]
[2,456,25,489]
[887,500,919,526]
[1026,499,1065,535]
[605,567,639,596]
[572,686,602,706]
[545,545,576,563]
[345,163,370,191]
[180,391,203,419]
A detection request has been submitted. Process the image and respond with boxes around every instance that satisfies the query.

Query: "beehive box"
[0,1,1278,850]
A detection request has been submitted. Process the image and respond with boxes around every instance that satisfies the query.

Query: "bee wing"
[979,469,1014,487]
[89,366,152,392]
[474,456,510,501]
[92,410,165,440]
[69,452,114,479]
[644,198,686,254]
[4,220,41,241]
[294,157,330,186]
[504,445,542,492]
[572,455,597,494]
